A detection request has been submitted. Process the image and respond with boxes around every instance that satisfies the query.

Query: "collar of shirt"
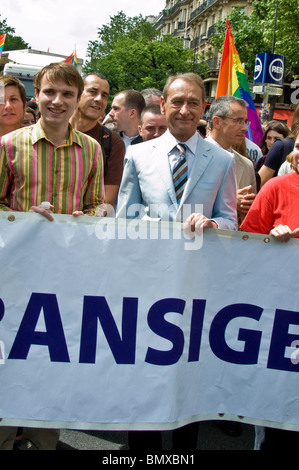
[32,119,83,148]
[166,130,199,174]
[120,131,141,151]
[205,134,234,156]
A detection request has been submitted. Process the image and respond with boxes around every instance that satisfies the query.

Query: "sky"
[1,0,166,62]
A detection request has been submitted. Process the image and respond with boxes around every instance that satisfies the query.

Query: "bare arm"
[258,165,275,187]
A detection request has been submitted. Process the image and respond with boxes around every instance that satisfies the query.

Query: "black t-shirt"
[264,137,294,174]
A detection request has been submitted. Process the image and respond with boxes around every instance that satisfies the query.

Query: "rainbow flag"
[65,49,77,67]
[216,20,263,146]
[0,34,6,58]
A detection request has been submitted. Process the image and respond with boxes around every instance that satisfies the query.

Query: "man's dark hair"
[118,89,146,118]
[83,73,108,83]
[141,104,162,123]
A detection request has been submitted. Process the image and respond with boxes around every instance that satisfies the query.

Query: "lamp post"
[260,0,280,122]
[271,0,279,54]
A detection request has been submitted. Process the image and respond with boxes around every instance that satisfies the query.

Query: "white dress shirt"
[165,130,199,176]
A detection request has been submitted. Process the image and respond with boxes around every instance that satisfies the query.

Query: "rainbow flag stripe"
[216,20,263,146]
[0,34,6,57]
[65,49,77,67]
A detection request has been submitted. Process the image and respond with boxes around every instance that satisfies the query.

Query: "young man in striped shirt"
[0,61,105,450]
[0,61,105,220]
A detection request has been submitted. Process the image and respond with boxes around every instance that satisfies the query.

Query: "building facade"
[154,0,254,101]
[153,0,294,124]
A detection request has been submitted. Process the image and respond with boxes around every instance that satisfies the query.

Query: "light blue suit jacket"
[116,131,238,231]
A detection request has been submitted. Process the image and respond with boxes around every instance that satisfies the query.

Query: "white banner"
[0,212,299,431]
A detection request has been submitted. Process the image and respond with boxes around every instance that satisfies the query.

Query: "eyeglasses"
[220,116,250,127]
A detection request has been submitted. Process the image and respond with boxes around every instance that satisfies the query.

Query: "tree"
[86,11,156,58]
[210,1,299,80]
[84,11,194,96]
[0,15,29,51]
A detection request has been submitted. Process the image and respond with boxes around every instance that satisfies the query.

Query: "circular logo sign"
[254,57,263,81]
[269,58,285,83]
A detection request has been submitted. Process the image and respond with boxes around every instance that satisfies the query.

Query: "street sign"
[253,85,283,96]
[254,53,286,86]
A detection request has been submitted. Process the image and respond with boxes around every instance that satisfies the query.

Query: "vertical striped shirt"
[0,120,105,216]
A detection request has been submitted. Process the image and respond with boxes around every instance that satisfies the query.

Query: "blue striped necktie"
[173,143,188,204]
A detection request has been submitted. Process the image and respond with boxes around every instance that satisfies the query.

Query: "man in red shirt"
[241,128,299,242]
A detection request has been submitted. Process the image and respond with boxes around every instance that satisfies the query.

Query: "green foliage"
[86,11,156,59]
[84,11,194,97]
[210,1,299,80]
[0,15,29,51]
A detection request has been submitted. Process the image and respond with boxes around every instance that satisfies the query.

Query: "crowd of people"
[0,62,299,451]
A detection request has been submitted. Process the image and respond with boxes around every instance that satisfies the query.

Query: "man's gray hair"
[163,73,206,103]
[208,95,247,129]
[141,88,162,105]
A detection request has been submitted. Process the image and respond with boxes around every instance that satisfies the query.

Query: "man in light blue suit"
[116,72,238,234]
[117,73,238,451]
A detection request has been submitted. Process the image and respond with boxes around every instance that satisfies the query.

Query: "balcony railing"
[205,57,220,71]
[207,24,216,37]
[163,2,182,19]
[190,0,220,22]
